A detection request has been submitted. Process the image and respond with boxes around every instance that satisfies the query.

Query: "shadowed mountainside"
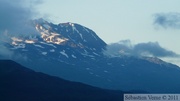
[0,60,124,101]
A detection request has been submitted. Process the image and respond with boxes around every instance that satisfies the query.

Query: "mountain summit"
[33,19,106,51]
[2,19,180,93]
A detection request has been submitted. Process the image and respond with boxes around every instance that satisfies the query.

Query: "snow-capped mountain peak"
[3,19,180,93]
[7,19,107,64]
[32,19,106,50]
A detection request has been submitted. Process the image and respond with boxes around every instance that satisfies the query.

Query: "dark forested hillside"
[0,60,124,101]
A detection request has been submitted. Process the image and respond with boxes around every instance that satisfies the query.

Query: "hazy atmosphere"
[37,0,180,66]
[1,1,180,100]
[0,0,180,66]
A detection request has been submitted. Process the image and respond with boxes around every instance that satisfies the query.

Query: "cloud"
[0,44,13,59]
[0,0,43,35]
[103,40,133,56]
[161,57,180,67]
[0,31,13,59]
[154,12,180,29]
[0,0,43,59]
[104,40,179,58]
[133,42,178,57]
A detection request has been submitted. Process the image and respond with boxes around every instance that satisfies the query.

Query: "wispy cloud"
[154,12,180,29]
[0,0,43,59]
[0,44,13,59]
[104,40,179,58]
[0,31,13,59]
[0,0,43,35]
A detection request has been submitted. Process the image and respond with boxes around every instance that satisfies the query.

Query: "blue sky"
[0,0,180,66]
[36,0,180,65]
[37,0,180,52]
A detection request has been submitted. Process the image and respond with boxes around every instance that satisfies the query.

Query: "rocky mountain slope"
[0,60,123,101]
[1,19,180,93]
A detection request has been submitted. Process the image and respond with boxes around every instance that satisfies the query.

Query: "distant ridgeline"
[0,60,123,101]
[1,19,180,93]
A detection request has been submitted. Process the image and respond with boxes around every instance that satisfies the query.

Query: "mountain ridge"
[0,60,123,101]
[1,19,180,93]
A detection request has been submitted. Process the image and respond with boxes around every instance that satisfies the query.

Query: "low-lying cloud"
[0,0,43,59]
[104,40,179,58]
[0,0,42,35]
[154,12,180,29]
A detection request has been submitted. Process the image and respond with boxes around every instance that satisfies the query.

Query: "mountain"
[2,19,180,93]
[0,60,123,101]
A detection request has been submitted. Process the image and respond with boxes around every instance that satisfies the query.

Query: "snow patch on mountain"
[25,40,36,44]
[36,24,69,45]
[104,70,109,73]
[68,22,74,27]
[83,27,90,33]
[50,49,55,52]
[93,52,100,56]
[34,44,44,48]
[72,54,77,58]
[60,50,69,58]
[42,24,51,29]
[13,43,26,49]
[11,37,23,42]
[42,52,47,55]
[71,24,86,42]
[40,42,57,48]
